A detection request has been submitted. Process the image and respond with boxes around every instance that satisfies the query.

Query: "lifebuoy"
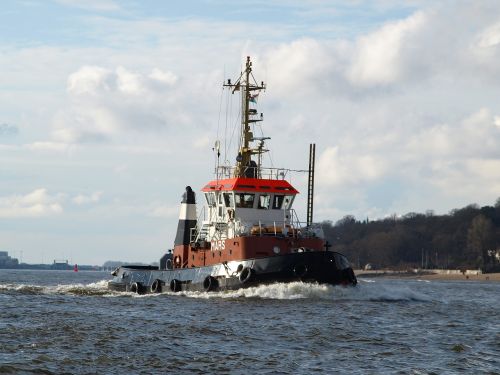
[150,279,162,293]
[239,267,254,284]
[166,259,173,270]
[203,276,218,291]
[170,279,181,292]
[129,282,144,294]
[293,263,308,278]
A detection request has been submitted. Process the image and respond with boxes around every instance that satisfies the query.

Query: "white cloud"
[0,189,64,218]
[149,68,178,86]
[67,66,113,95]
[54,65,181,143]
[67,65,177,96]
[72,192,102,205]
[494,116,500,128]
[348,11,426,86]
[317,146,386,187]
[477,22,500,48]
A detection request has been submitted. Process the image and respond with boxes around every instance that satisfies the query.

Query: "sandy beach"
[355,270,500,282]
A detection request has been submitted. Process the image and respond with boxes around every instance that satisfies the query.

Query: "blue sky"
[1,0,500,265]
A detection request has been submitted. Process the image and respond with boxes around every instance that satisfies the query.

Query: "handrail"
[215,165,301,180]
[190,206,206,242]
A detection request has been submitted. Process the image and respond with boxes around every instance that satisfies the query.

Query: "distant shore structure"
[0,251,19,267]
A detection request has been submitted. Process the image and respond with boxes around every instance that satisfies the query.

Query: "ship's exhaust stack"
[174,186,197,246]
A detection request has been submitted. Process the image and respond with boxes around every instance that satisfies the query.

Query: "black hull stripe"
[108,252,357,293]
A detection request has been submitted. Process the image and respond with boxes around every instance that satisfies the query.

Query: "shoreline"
[355,270,500,282]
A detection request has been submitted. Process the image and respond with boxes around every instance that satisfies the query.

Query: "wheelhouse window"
[223,193,235,208]
[205,192,216,207]
[258,194,270,209]
[272,195,284,209]
[283,196,294,209]
[235,193,255,208]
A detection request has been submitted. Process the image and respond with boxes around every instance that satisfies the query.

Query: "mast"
[223,56,266,178]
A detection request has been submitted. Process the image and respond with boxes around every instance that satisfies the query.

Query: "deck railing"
[215,165,292,180]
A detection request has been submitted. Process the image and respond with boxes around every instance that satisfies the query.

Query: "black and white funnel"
[174,186,197,246]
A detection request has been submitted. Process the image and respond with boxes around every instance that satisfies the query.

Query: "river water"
[0,270,498,374]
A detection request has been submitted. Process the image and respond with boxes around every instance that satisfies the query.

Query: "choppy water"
[0,270,499,374]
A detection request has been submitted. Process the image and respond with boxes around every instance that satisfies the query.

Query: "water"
[0,270,499,374]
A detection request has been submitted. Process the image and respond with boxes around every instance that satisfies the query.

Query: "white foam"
[172,281,431,302]
[1,279,432,302]
[0,279,115,296]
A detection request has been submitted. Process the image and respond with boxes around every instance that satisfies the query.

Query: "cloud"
[72,191,102,205]
[314,107,500,218]
[477,21,500,48]
[67,65,178,96]
[53,65,180,143]
[347,11,426,86]
[0,189,64,218]
[317,146,386,187]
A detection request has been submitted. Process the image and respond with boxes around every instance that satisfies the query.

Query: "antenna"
[214,140,221,180]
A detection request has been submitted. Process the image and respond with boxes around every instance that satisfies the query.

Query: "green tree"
[467,214,494,268]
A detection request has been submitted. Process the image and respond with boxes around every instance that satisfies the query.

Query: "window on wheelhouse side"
[272,195,284,209]
[283,195,294,209]
[258,194,270,209]
[272,195,294,209]
[205,192,216,207]
[235,193,255,208]
[223,193,235,208]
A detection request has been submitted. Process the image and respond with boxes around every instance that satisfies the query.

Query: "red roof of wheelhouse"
[202,178,299,194]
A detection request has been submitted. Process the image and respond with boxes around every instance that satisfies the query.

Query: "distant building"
[51,259,71,270]
[0,251,19,268]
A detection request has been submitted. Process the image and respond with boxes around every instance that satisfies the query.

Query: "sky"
[1,0,500,265]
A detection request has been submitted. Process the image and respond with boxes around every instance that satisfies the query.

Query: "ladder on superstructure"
[306,143,316,226]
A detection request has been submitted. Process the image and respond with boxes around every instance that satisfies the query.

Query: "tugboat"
[108,57,357,294]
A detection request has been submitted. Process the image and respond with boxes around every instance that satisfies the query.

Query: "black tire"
[239,267,254,284]
[150,279,162,293]
[170,279,182,292]
[293,263,308,279]
[129,282,144,294]
[203,276,218,292]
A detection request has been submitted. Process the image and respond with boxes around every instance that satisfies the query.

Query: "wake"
[0,279,431,302]
[175,279,432,302]
[0,280,114,296]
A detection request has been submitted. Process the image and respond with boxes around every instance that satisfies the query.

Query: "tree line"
[323,198,500,271]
